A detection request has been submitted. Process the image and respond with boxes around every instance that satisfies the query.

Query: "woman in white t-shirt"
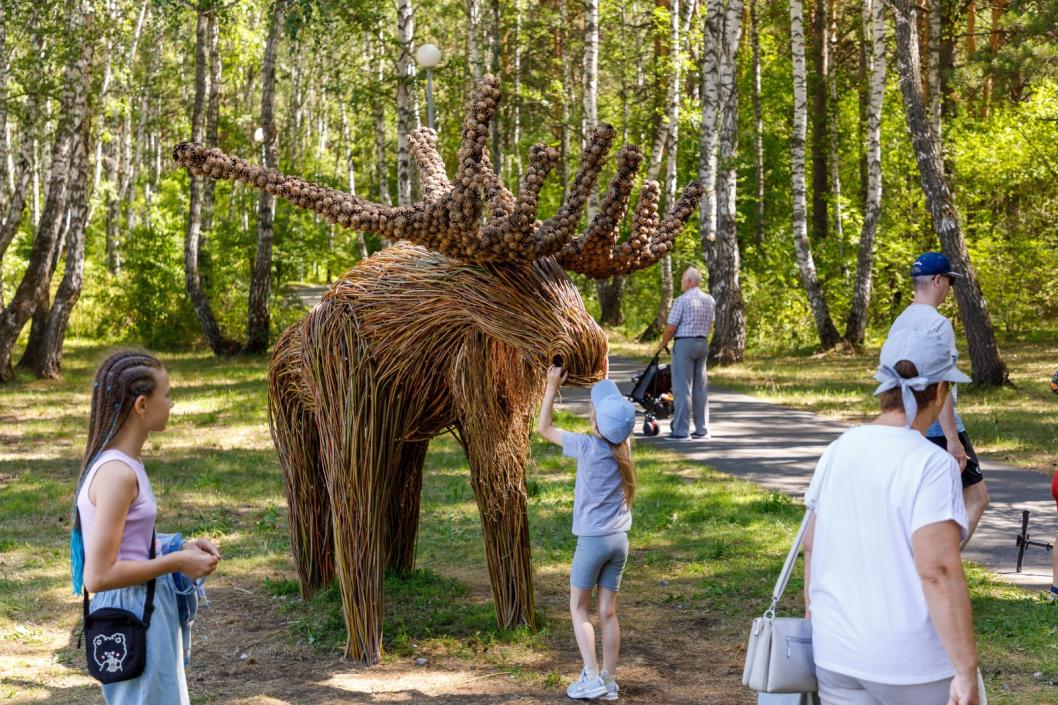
[803,328,981,705]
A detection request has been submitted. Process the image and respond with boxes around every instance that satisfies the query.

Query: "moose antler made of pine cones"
[172,74,704,277]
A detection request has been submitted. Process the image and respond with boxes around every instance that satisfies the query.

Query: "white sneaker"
[566,668,607,699]
[600,670,620,700]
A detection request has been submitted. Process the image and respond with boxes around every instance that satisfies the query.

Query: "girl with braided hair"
[71,350,220,704]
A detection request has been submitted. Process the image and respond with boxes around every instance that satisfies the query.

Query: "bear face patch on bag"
[93,632,128,673]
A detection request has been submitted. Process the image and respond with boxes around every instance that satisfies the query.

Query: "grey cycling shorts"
[570,532,629,592]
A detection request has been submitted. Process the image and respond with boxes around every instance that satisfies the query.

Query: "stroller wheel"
[643,419,660,436]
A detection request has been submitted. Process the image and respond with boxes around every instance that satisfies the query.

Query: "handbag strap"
[762,438,838,619]
[82,527,158,627]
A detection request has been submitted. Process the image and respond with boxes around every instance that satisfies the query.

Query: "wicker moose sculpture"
[173,75,703,663]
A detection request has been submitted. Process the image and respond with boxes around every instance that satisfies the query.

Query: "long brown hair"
[71,350,163,531]
[607,437,636,506]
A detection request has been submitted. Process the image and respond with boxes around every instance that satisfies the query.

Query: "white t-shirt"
[887,303,964,435]
[804,424,968,685]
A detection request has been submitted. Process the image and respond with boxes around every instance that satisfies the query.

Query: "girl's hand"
[183,537,221,559]
[546,365,568,387]
[176,546,220,580]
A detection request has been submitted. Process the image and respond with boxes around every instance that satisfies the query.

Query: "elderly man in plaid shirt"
[656,267,716,439]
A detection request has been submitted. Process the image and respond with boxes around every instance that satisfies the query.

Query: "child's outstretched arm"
[537,365,568,446]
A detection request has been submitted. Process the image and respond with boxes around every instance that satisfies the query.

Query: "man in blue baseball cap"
[884,251,989,547]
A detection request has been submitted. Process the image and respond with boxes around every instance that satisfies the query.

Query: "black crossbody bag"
[81,530,156,684]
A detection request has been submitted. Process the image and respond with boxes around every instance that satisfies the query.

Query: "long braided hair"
[70,350,164,593]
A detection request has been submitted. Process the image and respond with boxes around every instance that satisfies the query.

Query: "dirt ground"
[37,567,755,705]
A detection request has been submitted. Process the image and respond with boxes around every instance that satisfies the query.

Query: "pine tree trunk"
[810,0,829,242]
[791,0,841,348]
[844,0,886,347]
[0,8,91,383]
[887,0,1007,385]
[395,0,420,206]
[247,2,283,354]
[709,0,747,363]
[750,0,765,249]
[34,111,91,379]
[185,6,236,355]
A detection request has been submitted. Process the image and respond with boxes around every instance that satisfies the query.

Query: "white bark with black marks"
[844,0,886,346]
[887,0,1007,385]
[247,1,283,353]
[708,0,747,363]
[395,0,420,206]
[790,0,840,348]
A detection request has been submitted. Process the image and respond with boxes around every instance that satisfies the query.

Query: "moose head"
[174,75,702,663]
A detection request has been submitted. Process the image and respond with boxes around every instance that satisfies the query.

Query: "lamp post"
[415,43,442,131]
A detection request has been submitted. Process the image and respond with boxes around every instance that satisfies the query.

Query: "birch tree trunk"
[887,0,1007,385]
[827,0,845,274]
[395,0,420,206]
[185,5,236,355]
[488,0,502,172]
[810,0,830,242]
[0,4,8,205]
[0,9,91,383]
[467,0,483,79]
[927,0,942,146]
[844,0,886,347]
[247,1,283,353]
[581,0,622,326]
[640,0,682,341]
[699,0,722,244]
[33,110,91,379]
[708,0,747,363]
[750,0,765,249]
[202,10,221,233]
[791,0,841,348]
[558,0,573,197]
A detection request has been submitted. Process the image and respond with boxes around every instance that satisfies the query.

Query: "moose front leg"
[457,418,538,631]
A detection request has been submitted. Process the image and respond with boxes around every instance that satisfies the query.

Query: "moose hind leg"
[269,326,334,596]
[304,305,402,663]
[385,440,429,575]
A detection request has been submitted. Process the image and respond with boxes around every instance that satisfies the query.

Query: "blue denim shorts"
[570,532,629,592]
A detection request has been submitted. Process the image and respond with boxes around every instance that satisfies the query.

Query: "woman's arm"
[912,520,979,705]
[802,513,816,618]
[537,365,568,446]
[83,462,218,592]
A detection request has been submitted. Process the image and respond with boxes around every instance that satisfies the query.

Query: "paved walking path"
[291,287,1055,592]
[555,356,1058,591]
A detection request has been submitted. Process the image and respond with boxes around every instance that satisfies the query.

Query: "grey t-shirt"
[562,431,633,537]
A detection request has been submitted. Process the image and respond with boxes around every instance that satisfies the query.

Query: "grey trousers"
[671,337,709,436]
[816,666,952,705]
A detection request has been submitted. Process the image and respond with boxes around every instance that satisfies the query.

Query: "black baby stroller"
[629,352,674,436]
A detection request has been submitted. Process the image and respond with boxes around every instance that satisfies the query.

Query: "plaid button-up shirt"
[667,287,716,338]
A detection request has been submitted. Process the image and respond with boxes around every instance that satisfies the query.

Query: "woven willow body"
[174,76,702,663]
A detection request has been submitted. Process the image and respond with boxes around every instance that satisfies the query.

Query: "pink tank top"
[77,449,157,560]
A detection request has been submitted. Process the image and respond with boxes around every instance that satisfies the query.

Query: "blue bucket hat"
[590,379,636,445]
[911,252,964,279]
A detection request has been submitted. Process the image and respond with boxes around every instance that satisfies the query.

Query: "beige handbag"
[741,506,818,693]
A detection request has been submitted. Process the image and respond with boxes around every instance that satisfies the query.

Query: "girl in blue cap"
[538,365,637,701]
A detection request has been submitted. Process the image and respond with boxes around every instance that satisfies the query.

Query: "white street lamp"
[415,43,442,131]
